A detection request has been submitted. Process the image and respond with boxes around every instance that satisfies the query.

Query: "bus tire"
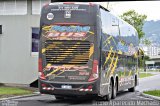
[103,80,113,101]
[55,96,64,100]
[112,80,117,99]
[128,76,136,92]
[128,86,135,92]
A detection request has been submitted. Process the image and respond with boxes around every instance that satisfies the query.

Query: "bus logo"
[64,11,71,18]
[47,32,87,38]
[47,13,54,20]
[43,25,91,39]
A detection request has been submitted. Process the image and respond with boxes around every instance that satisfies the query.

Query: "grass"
[147,70,160,72]
[144,90,160,97]
[139,73,154,78]
[0,87,33,98]
[139,69,160,72]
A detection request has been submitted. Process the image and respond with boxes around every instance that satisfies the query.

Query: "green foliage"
[138,55,149,68]
[139,58,144,68]
[0,87,32,95]
[139,73,153,78]
[144,90,160,97]
[142,38,151,46]
[144,55,149,60]
[120,10,147,39]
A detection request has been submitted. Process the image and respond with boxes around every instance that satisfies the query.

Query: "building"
[0,0,51,86]
[142,45,160,69]
[142,45,160,56]
[146,46,160,56]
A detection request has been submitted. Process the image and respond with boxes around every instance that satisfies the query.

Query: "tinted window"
[41,4,96,25]
[100,8,112,35]
[100,8,120,51]
[119,20,138,46]
[100,8,119,37]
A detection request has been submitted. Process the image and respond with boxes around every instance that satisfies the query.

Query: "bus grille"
[45,40,90,64]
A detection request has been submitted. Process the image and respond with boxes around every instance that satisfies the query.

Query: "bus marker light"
[63,2,75,4]
[79,89,84,91]
[84,89,89,91]
[41,83,46,87]
[87,85,93,89]
[47,87,51,90]
[43,87,54,90]
[42,87,46,90]
[89,3,95,6]
[79,88,92,92]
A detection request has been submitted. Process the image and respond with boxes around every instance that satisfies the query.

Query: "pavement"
[0,91,158,106]
[0,72,160,106]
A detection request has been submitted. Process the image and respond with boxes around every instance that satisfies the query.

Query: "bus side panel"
[98,8,120,96]
[117,20,139,91]
[98,7,139,96]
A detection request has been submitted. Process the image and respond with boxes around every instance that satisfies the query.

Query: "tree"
[120,10,147,40]
[142,38,151,46]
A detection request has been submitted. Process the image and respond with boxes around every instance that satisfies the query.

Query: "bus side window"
[127,56,132,70]
[111,17,119,37]
[118,55,123,68]
[104,52,112,71]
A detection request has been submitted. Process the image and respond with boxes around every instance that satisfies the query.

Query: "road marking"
[136,96,153,100]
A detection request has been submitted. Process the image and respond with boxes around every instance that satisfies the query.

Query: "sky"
[97,1,160,21]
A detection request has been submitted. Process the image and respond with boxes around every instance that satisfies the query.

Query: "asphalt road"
[136,72,160,92]
[1,91,157,106]
[1,73,160,106]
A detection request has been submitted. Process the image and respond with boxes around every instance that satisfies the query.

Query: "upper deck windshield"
[40,4,97,26]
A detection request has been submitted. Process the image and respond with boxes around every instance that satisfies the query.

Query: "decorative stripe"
[88,31,94,35]
[128,70,132,76]
[103,47,113,67]
[110,55,118,75]
[45,67,61,77]
[89,44,94,58]
[42,48,46,53]
[105,52,115,77]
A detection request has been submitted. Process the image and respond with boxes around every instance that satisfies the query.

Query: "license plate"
[61,85,72,89]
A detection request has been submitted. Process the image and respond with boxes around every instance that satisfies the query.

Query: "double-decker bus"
[38,2,139,100]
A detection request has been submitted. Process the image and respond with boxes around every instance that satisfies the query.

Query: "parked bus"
[38,2,139,100]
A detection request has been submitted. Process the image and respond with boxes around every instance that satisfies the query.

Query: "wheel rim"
[114,82,117,97]
[108,81,112,99]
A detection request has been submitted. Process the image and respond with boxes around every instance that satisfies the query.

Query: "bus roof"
[49,2,97,6]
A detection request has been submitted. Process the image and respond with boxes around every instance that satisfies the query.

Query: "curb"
[140,92,160,101]
[0,92,40,101]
